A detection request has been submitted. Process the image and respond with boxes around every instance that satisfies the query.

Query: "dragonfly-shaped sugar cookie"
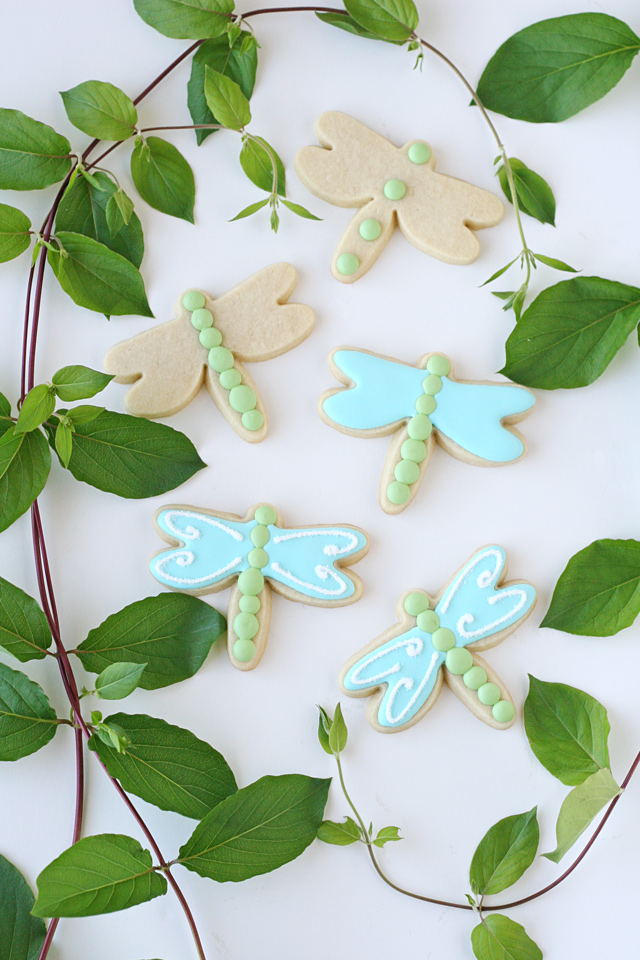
[320,349,535,514]
[295,112,504,283]
[104,263,315,442]
[150,503,369,670]
[340,546,536,733]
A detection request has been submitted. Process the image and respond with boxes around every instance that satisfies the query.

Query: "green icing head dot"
[394,459,420,485]
[417,610,441,634]
[229,385,257,413]
[400,438,427,463]
[182,290,205,312]
[233,611,259,641]
[242,409,264,431]
[232,638,256,662]
[422,374,443,396]
[248,547,268,569]
[250,524,270,547]
[431,626,455,651]
[191,308,214,331]
[239,594,261,614]
[255,505,277,526]
[408,142,431,165]
[359,218,382,241]
[237,567,264,596]
[446,646,473,675]
[208,346,234,373]
[478,682,501,706]
[415,394,437,415]
[384,179,406,201]
[219,368,241,389]
[463,665,487,691]
[387,481,410,505]
[404,592,430,617]
[492,700,515,723]
[199,327,222,349]
[336,253,360,276]
[408,414,433,441]
[426,354,450,377]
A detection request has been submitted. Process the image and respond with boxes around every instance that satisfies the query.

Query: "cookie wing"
[150,508,251,591]
[322,350,425,431]
[267,525,368,602]
[211,263,315,361]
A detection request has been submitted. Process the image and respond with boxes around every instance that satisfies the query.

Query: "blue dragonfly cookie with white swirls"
[319,349,535,514]
[340,546,536,733]
[150,503,369,671]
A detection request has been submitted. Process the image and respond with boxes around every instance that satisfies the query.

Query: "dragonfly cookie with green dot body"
[150,503,369,671]
[340,546,536,733]
[294,112,504,283]
[104,263,315,442]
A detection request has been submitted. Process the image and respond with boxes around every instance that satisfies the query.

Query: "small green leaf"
[0,854,46,960]
[52,365,113,402]
[0,109,71,190]
[469,808,539,896]
[94,662,147,700]
[492,291,515,302]
[65,405,103,425]
[106,189,135,236]
[524,676,610,786]
[239,137,285,195]
[0,394,10,419]
[269,205,280,233]
[328,702,348,754]
[54,421,73,468]
[33,834,167,918]
[481,256,519,287]
[544,768,620,863]
[203,67,251,130]
[498,159,555,225]
[0,662,58,761]
[133,0,234,40]
[344,0,418,41]
[94,721,130,753]
[15,385,55,435]
[0,577,52,663]
[188,33,258,145]
[471,915,542,960]
[316,10,403,42]
[317,817,362,845]
[0,204,31,263]
[60,81,137,141]
[230,198,269,221]
[0,427,51,534]
[373,826,402,848]
[532,253,578,273]
[281,199,322,221]
[317,705,332,755]
[130,137,195,224]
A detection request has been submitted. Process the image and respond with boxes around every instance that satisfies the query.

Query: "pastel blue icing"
[324,351,425,429]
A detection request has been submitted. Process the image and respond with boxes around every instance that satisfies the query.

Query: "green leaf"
[471,915,542,960]
[317,705,332,755]
[133,0,234,40]
[344,0,418,42]
[541,539,640,636]
[469,808,539,896]
[0,109,71,190]
[498,159,555,225]
[316,10,403,42]
[0,662,58,761]
[55,171,144,268]
[0,427,51,534]
[230,198,268,221]
[63,409,205,498]
[524,676,610,786]
[94,662,147,700]
[501,277,640,389]
[476,13,640,123]
[481,256,519,287]
[328,702,348,753]
[0,394,10,419]
[54,421,73,468]
[281,199,321,221]
[0,204,31,263]
[48,232,152,318]
[544,767,620,863]
[52,365,113,402]
[60,81,137,141]
[0,854,46,960]
[188,33,258,145]
[89,713,237,819]
[65,404,103,425]
[76,593,225,689]
[15,385,55,435]
[106,189,135,236]
[179,774,330,881]
[203,67,251,130]
[373,825,402,848]
[239,137,285,195]
[32,834,167,918]
[532,253,578,273]
[94,721,130,753]
[0,577,51,662]
[130,137,195,224]
[317,817,362,845]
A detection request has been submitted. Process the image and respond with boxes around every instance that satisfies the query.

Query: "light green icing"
[239,594,261,614]
[395,459,420,484]
[191,308,214,331]
[182,290,205,312]
[463,665,487,691]
[407,414,433,441]
[422,374,442,396]
[237,567,264,595]
[250,525,270,547]
[255,505,277,525]
[387,480,410,505]
[415,394,437,415]
[400,439,427,463]
[417,610,440,634]
[359,218,382,241]
[431,627,455,651]
[478,682,501,706]
[199,327,222,349]
[384,179,406,200]
[493,700,515,723]
[208,346,234,372]
[404,592,430,617]
[446,647,473,675]
[229,385,257,413]
[219,368,241,389]
[426,355,450,377]
[408,142,431,165]
[233,612,259,640]
[248,547,268,569]
[242,409,264,431]
[336,253,360,275]
[232,638,256,662]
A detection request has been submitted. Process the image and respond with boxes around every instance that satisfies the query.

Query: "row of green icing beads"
[387,355,450,506]
[182,290,264,432]
[232,506,277,662]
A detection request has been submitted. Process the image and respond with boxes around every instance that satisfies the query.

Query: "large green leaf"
[32,834,167,918]
[0,427,51,534]
[316,10,403,42]
[471,915,542,960]
[0,662,58,761]
[498,159,555,225]
[524,676,610,786]
[203,67,251,130]
[541,539,640,636]
[63,409,205,498]
[133,0,234,40]
[477,14,640,123]
[0,577,51,662]
[76,594,225,689]
[0,204,31,263]
[501,277,640,389]
[55,172,144,268]
[469,808,538,896]
[0,109,71,190]
[60,81,137,141]
[178,774,330,881]
[89,713,237,819]
[130,137,195,223]
[344,0,418,41]
[0,855,46,960]
[544,768,620,863]
[188,33,258,145]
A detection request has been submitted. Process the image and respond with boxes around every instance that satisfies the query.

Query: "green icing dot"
[191,308,214,331]
[219,368,241,389]
[237,567,264,595]
[359,218,381,241]
[417,610,440,634]
[255,505,277,526]
[248,547,268,569]
[415,394,437,415]
[401,439,427,463]
[395,459,420,484]
[446,647,473,675]
[463,665,487,691]
[387,481,410,505]
[199,327,222,349]
[232,638,256,662]
[251,524,270,547]
[384,179,406,200]
[336,253,360,276]
[493,700,515,723]
[404,592,430,617]
[242,409,264,431]
[239,594,261,614]
[229,385,257,413]
[408,414,433,441]
[408,142,431,165]
[478,682,501,706]
[208,346,234,372]
[426,355,450,377]
[422,374,443,395]
[233,612,259,640]
[182,290,205,312]
[431,626,455,651]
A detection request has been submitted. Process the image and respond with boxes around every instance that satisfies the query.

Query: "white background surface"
[1,1,639,957]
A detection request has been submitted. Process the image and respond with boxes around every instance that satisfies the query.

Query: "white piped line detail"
[270,561,348,596]
[161,510,244,542]
[153,552,242,586]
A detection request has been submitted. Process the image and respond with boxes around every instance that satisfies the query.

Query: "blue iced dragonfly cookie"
[150,503,369,671]
[319,349,535,514]
[340,546,536,733]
